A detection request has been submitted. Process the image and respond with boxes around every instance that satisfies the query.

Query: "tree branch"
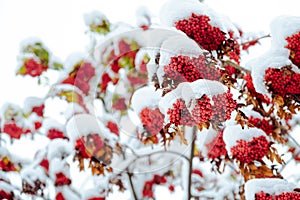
[127,172,138,200]
[187,126,197,200]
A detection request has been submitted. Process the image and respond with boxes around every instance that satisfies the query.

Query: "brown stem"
[222,60,250,74]
[187,126,197,200]
[127,172,138,200]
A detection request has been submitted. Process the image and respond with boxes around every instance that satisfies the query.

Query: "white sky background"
[1,0,300,199]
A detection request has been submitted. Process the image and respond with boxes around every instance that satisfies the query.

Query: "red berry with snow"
[164,55,220,84]
[20,58,48,77]
[175,14,226,51]
[55,172,71,186]
[286,31,300,67]
[3,123,24,139]
[47,129,66,140]
[167,99,196,126]
[140,108,164,134]
[231,136,269,164]
[106,121,119,136]
[191,95,212,125]
[248,117,274,136]
[264,67,300,96]
[32,104,45,117]
[206,131,227,159]
[211,91,237,121]
[55,192,66,200]
[244,73,270,104]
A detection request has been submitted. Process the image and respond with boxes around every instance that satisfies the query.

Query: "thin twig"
[240,34,271,46]
[127,172,138,200]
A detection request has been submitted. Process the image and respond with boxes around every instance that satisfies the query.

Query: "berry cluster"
[167,99,196,126]
[62,62,95,95]
[106,121,119,136]
[3,123,27,139]
[0,157,17,172]
[164,55,220,84]
[19,58,48,77]
[211,91,237,121]
[55,172,71,186]
[142,174,168,199]
[244,74,270,104]
[32,104,45,117]
[248,116,274,136]
[191,95,212,124]
[255,191,300,200]
[47,129,67,140]
[264,67,300,96]
[206,131,227,159]
[231,136,269,164]
[140,108,165,134]
[175,14,226,51]
[0,190,13,200]
[75,134,112,167]
[286,31,300,67]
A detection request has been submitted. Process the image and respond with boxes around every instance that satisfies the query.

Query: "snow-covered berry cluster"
[164,55,220,84]
[175,14,226,51]
[167,99,196,126]
[206,131,227,159]
[248,116,274,136]
[142,174,169,199]
[19,58,48,77]
[231,136,269,164]
[211,91,237,121]
[191,94,212,125]
[255,191,300,200]
[264,67,300,96]
[62,61,96,95]
[286,31,300,67]
[140,107,165,135]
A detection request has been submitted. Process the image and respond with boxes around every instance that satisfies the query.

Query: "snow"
[159,0,227,32]
[136,6,152,27]
[83,10,109,28]
[66,114,111,142]
[64,103,86,120]
[42,118,65,133]
[181,79,227,105]
[158,83,185,115]
[47,139,73,161]
[270,15,300,49]
[223,125,267,153]
[0,102,24,127]
[58,186,81,200]
[245,49,293,95]
[131,85,162,114]
[21,166,47,186]
[49,158,70,180]
[23,96,44,114]
[0,181,14,192]
[245,178,296,200]
[159,34,204,66]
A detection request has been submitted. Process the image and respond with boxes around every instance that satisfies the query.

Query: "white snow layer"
[131,85,162,114]
[223,125,267,153]
[66,114,111,142]
[160,0,227,32]
[83,10,109,27]
[270,15,300,49]
[47,139,73,161]
[245,178,296,200]
[21,166,47,186]
[23,97,44,114]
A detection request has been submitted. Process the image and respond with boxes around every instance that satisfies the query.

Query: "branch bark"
[187,126,197,200]
[127,172,138,200]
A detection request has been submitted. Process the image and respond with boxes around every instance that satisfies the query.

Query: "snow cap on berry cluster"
[83,10,109,28]
[21,165,47,186]
[181,79,226,105]
[47,139,73,161]
[23,97,44,114]
[270,15,300,49]
[0,103,24,127]
[223,125,267,154]
[63,102,86,120]
[245,178,296,200]
[159,0,226,32]
[245,50,298,95]
[66,113,116,143]
[49,157,70,181]
[131,85,162,114]
[42,118,65,134]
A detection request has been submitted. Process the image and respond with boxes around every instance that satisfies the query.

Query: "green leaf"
[52,62,64,70]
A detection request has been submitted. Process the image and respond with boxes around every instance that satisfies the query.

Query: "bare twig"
[127,172,138,200]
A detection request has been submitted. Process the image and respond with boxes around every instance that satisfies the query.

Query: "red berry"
[140,108,164,134]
